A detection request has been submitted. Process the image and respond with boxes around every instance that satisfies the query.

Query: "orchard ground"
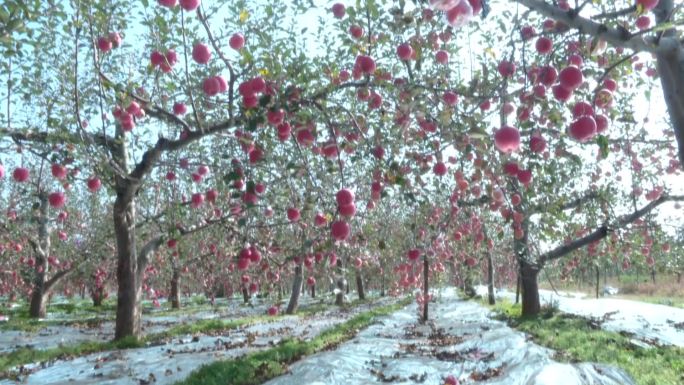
[0,285,682,385]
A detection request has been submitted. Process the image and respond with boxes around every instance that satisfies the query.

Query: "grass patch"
[488,300,684,385]
[175,298,411,385]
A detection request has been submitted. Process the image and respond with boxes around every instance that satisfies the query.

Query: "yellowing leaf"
[259,68,269,76]
[239,9,249,23]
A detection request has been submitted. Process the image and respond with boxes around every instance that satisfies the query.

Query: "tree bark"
[521,262,541,316]
[286,263,303,314]
[29,275,48,318]
[335,277,346,305]
[170,269,181,309]
[28,193,51,319]
[595,265,600,299]
[487,248,495,305]
[515,270,521,305]
[114,196,143,340]
[422,257,428,323]
[355,270,365,300]
[242,287,249,304]
[677,272,682,284]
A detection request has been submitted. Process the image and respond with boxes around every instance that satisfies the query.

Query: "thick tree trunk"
[286,263,303,314]
[170,269,181,309]
[114,197,142,340]
[355,270,365,300]
[653,0,684,169]
[29,280,47,318]
[521,262,540,316]
[422,257,428,323]
[310,283,316,298]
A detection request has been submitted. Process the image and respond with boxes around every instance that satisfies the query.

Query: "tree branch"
[539,194,684,264]
[513,0,658,53]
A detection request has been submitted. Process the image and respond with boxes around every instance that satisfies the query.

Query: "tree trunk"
[29,280,47,318]
[595,265,600,299]
[335,277,346,305]
[515,271,521,304]
[355,270,365,301]
[170,269,181,309]
[487,249,495,305]
[521,262,541,317]
[286,263,303,314]
[114,197,142,340]
[29,194,51,319]
[651,267,656,284]
[422,257,428,323]
[677,272,682,284]
[242,287,249,304]
[310,283,316,298]
[92,290,104,307]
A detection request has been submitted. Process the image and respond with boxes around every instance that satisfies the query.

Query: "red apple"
[48,192,66,208]
[12,167,29,182]
[336,188,355,206]
[287,207,300,222]
[535,37,553,54]
[569,116,597,142]
[229,33,245,50]
[192,43,211,64]
[87,177,101,192]
[331,220,350,241]
[494,125,521,153]
[331,3,346,18]
[179,0,200,11]
[397,43,413,61]
[559,65,583,90]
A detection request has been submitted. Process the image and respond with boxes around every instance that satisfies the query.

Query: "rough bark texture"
[521,262,541,316]
[286,263,303,314]
[28,194,51,319]
[113,196,142,340]
[170,269,181,309]
[29,279,48,318]
[310,283,316,298]
[355,270,365,301]
[516,214,541,316]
